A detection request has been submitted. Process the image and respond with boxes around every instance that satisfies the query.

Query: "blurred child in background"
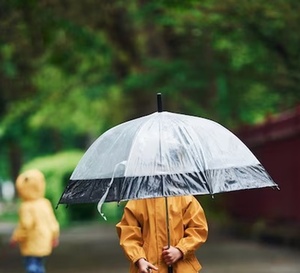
[10,169,60,273]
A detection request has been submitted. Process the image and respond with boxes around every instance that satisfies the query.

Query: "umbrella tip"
[157,93,163,112]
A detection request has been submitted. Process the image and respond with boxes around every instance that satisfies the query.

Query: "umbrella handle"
[168,265,173,273]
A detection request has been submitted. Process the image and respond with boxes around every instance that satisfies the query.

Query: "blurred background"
[1,0,300,272]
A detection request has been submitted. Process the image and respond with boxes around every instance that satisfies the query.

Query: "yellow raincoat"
[116,196,208,273]
[11,169,60,257]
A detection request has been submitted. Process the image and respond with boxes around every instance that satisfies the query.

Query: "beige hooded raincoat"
[116,196,208,273]
[11,169,60,257]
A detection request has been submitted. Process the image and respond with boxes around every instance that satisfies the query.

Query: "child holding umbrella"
[116,195,208,273]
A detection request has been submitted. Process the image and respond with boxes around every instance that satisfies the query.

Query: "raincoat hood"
[16,169,46,201]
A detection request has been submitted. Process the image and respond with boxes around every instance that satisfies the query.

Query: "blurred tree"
[0,0,45,179]
[0,0,300,180]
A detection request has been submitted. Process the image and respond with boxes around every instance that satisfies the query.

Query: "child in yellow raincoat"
[116,195,208,273]
[10,169,60,273]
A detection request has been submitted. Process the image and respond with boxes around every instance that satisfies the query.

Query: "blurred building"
[223,106,300,245]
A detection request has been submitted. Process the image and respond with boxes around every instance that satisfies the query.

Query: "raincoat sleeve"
[45,199,60,240]
[175,197,208,259]
[11,203,34,242]
[116,202,147,264]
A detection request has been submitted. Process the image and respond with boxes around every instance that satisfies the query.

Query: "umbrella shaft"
[165,197,173,273]
[165,197,170,247]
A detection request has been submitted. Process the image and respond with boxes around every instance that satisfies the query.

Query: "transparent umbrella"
[58,94,278,208]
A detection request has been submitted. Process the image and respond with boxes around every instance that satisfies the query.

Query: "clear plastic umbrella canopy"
[58,110,278,207]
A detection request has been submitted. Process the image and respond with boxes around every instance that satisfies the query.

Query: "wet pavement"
[1,221,300,273]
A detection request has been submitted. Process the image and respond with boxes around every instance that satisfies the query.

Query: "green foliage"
[0,44,17,78]
[98,202,126,224]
